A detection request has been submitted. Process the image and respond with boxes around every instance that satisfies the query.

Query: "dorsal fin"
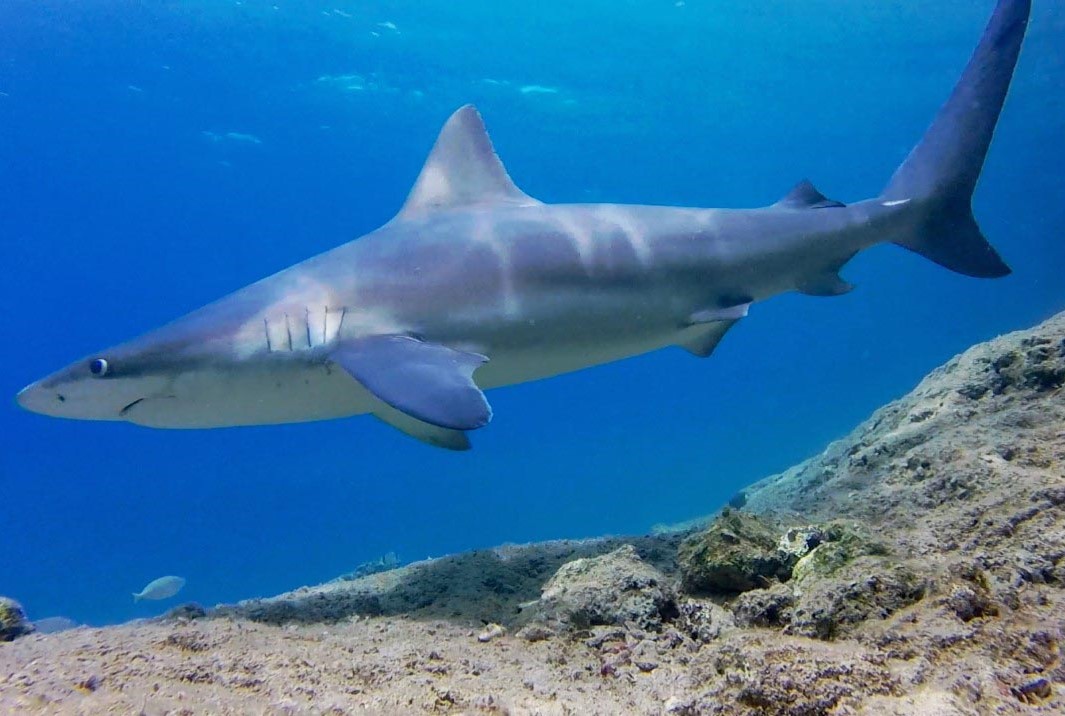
[397,105,540,219]
[773,179,846,210]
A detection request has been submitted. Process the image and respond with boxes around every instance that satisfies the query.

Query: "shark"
[17,0,1031,450]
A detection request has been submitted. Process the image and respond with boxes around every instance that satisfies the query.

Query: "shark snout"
[16,377,143,422]
[16,381,63,415]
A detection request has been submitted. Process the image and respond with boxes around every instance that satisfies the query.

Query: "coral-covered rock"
[790,522,889,584]
[777,525,826,560]
[527,544,677,631]
[788,558,927,640]
[732,583,796,628]
[675,599,735,642]
[677,509,793,594]
[0,597,34,642]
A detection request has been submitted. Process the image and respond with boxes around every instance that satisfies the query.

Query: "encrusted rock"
[525,544,677,631]
[778,525,825,559]
[160,602,208,622]
[939,565,1000,622]
[790,522,889,584]
[0,597,34,642]
[675,600,734,642]
[788,558,927,640]
[477,623,506,642]
[677,510,793,594]
[515,623,555,642]
[731,583,796,628]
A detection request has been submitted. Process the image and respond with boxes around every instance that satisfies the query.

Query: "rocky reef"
[1,312,1063,714]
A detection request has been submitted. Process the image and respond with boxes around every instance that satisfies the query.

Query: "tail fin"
[883,0,1030,278]
[132,593,141,603]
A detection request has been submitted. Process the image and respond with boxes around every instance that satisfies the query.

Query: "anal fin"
[677,320,739,358]
[689,302,750,324]
[797,272,855,297]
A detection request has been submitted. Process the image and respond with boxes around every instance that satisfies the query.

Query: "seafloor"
[2,312,1063,715]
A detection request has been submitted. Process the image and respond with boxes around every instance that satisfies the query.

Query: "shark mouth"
[119,398,146,416]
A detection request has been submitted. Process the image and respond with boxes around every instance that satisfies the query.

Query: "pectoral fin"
[679,301,748,358]
[331,336,492,431]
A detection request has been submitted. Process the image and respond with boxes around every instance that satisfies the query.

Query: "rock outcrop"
[677,509,792,593]
[0,597,33,642]
[518,544,678,635]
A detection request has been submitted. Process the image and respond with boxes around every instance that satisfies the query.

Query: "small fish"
[132,576,186,602]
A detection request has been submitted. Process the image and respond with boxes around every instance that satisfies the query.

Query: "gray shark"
[17,0,1031,450]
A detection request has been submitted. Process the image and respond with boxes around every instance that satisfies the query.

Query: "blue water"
[2,1,1062,627]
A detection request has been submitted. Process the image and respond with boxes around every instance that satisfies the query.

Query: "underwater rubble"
[1,311,1063,714]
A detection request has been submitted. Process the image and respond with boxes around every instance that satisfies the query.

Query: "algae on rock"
[788,557,927,639]
[523,544,678,632]
[790,521,890,584]
[677,509,796,594]
[0,597,34,642]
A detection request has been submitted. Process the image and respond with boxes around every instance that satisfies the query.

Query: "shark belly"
[122,360,378,428]
[475,330,678,389]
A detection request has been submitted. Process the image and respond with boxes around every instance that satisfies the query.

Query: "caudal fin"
[882,0,1030,278]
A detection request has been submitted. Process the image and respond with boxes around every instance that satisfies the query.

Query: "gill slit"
[264,318,272,352]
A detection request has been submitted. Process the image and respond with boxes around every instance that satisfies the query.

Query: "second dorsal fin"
[397,105,540,219]
[773,179,846,210]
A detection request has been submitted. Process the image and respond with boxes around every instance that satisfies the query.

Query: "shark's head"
[17,348,172,423]
[16,285,370,428]
[15,305,244,425]
[13,285,291,427]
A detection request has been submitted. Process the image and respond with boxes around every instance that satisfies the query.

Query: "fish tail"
[881,0,1029,278]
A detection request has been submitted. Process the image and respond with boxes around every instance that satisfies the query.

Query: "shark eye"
[89,359,110,377]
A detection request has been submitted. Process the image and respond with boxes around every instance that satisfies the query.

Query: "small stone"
[943,584,999,622]
[516,623,555,642]
[477,623,505,643]
[161,602,208,622]
[665,696,695,714]
[778,526,825,559]
[732,583,795,628]
[76,674,100,692]
[1011,677,1052,704]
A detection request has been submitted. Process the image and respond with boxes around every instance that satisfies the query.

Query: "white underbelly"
[475,331,675,389]
[125,327,679,428]
[123,361,377,428]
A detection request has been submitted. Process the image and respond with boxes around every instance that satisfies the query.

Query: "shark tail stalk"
[882,0,1030,278]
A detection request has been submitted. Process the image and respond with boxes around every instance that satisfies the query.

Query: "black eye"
[89,359,109,377]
